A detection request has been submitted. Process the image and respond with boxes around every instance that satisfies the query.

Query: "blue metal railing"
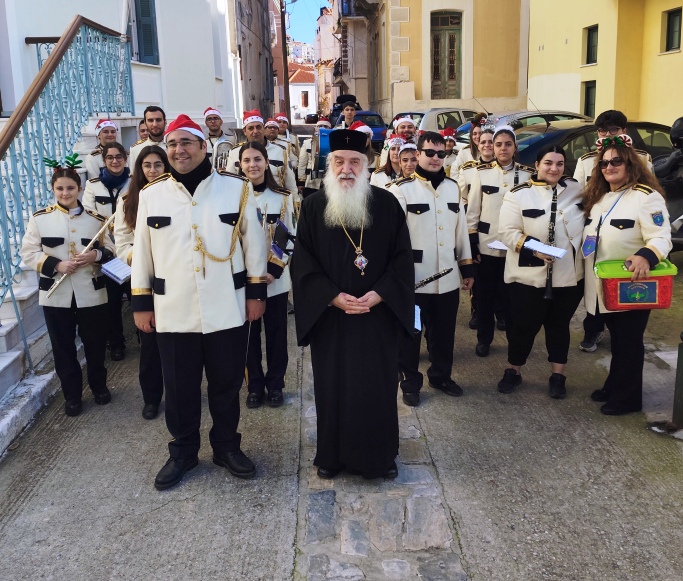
[0,17,134,365]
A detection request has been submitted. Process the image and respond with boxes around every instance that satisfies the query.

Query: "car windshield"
[516,130,557,152]
[357,115,384,127]
[437,111,463,130]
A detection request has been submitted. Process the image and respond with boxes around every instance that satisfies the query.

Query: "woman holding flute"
[20,159,115,416]
[496,145,584,398]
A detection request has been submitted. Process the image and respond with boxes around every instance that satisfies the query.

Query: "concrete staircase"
[0,264,51,400]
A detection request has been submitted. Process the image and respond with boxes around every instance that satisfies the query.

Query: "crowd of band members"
[19,102,672,487]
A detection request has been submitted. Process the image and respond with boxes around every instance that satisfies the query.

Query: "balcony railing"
[0,16,134,363]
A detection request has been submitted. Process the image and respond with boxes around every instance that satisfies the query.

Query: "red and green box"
[596,259,678,311]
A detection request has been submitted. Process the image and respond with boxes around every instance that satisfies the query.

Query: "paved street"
[1,252,683,580]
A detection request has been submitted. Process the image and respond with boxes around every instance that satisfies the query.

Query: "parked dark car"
[514,119,681,248]
[329,108,388,152]
[305,113,319,124]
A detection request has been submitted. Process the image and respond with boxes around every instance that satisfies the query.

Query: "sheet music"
[523,239,567,259]
[486,240,508,251]
[101,258,131,284]
[414,305,421,332]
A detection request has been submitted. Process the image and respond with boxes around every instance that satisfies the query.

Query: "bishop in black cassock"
[291,129,414,479]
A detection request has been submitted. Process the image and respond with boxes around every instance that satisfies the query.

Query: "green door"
[431,12,461,100]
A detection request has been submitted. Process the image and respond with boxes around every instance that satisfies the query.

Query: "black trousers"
[477,255,508,345]
[600,309,650,408]
[43,299,109,402]
[506,281,584,366]
[138,329,164,405]
[105,277,129,349]
[246,291,288,394]
[156,324,248,458]
[583,311,606,336]
[399,289,459,393]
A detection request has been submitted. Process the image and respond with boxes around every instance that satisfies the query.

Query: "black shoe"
[64,399,82,417]
[496,318,507,331]
[154,456,199,491]
[317,466,341,479]
[429,378,463,397]
[475,343,490,357]
[548,373,567,399]
[267,390,284,407]
[246,392,264,409]
[93,388,111,405]
[591,388,609,402]
[384,461,398,480]
[213,449,256,478]
[402,392,420,407]
[498,369,521,394]
[142,403,159,419]
[287,301,295,315]
[600,401,642,416]
[110,346,125,361]
[468,313,478,330]
[579,331,605,353]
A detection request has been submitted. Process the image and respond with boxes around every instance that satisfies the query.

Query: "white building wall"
[289,82,317,122]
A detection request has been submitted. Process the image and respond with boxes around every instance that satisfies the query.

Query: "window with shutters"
[132,0,159,65]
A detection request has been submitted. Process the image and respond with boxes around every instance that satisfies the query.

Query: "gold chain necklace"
[338,200,368,275]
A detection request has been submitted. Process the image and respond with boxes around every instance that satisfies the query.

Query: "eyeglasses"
[142,162,165,171]
[597,126,622,136]
[166,139,201,150]
[598,157,624,169]
[105,155,125,162]
[419,149,447,159]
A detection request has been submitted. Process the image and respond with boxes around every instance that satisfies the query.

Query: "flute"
[544,186,558,300]
[45,213,116,298]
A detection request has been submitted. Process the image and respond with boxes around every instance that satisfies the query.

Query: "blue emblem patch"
[652,211,664,227]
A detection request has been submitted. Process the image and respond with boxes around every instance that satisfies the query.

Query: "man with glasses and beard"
[129,106,167,172]
[291,129,414,480]
[389,131,474,407]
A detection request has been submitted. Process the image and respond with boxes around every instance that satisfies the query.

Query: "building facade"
[528,0,683,125]
[345,0,530,119]
[289,65,316,122]
[313,6,339,114]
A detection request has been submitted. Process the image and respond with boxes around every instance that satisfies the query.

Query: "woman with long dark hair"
[114,145,170,419]
[371,136,404,188]
[450,112,486,180]
[496,145,584,398]
[239,141,295,409]
[582,139,672,415]
[21,162,115,416]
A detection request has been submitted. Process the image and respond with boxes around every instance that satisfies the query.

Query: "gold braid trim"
[194,180,250,275]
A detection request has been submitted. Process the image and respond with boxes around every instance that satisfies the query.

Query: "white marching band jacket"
[128,138,167,174]
[370,167,397,189]
[573,149,653,185]
[467,161,534,258]
[226,141,298,197]
[582,183,672,314]
[84,145,104,180]
[20,203,114,308]
[113,193,135,265]
[449,145,474,181]
[443,152,458,178]
[298,137,322,191]
[389,173,473,294]
[252,185,296,298]
[456,160,480,207]
[130,170,267,334]
[499,177,585,288]
[82,177,130,220]
[277,133,300,170]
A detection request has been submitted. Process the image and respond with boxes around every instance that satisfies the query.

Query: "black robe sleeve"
[371,194,415,337]
[291,195,342,346]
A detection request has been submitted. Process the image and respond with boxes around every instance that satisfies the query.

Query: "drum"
[316,128,333,173]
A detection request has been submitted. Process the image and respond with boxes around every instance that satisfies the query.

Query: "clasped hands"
[55,250,98,274]
[331,291,383,314]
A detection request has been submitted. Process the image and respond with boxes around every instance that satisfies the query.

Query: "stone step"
[0,350,23,401]
[0,323,51,402]
[0,285,38,319]
[14,263,39,290]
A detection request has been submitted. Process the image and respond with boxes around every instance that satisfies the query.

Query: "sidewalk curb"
[0,370,59,456]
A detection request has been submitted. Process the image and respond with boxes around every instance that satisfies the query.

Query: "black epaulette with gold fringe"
[216,170,248,181]
[142,173,172,190]
[85,209,106,221]
[33,205,57,217]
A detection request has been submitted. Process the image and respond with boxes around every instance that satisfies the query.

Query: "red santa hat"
[203,107,222,120]
[264,118,280,128]
[163,114,206,142]
[243,109,264,126]
[349,121,373,137]
[316,117,332,128]
[393,116,417,130]
[440,127,456,141]
[95,119,117,136]
[275,114,289,123]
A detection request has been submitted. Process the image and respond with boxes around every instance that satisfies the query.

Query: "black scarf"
[171,157,213,195]
[252,181,268,193]
[415,164,446,189]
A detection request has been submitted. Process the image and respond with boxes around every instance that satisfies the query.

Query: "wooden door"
[431,12,461,100]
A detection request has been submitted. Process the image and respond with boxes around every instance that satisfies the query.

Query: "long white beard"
[323,169,373,230]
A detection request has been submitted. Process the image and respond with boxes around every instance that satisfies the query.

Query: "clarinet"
[544,186,558,300]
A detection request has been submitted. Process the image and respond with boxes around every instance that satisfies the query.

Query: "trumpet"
[45,213,116,298]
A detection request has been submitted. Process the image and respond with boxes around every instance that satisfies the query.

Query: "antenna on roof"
[527,95,550,131]
[472,97,489,116]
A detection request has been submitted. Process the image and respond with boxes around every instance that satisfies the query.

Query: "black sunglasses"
[598,157,624,169]
[419,149,447,159]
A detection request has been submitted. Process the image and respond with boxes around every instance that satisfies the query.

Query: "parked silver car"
[391,108,480,134]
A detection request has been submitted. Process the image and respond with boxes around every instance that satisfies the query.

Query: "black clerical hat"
[329,129,367,154]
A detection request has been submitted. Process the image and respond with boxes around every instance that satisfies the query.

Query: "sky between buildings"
[287,0,326,45]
